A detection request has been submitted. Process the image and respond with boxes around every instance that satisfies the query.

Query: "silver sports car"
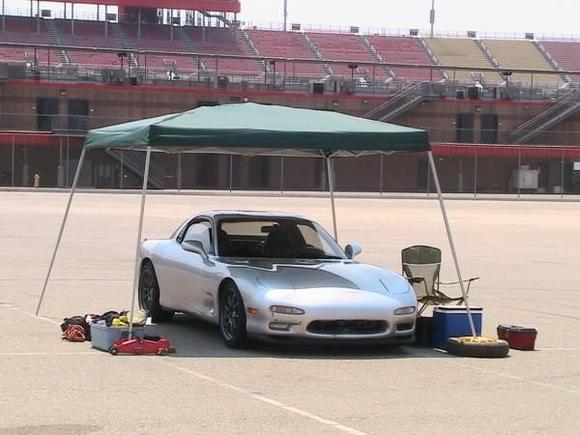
[139,211,417,348]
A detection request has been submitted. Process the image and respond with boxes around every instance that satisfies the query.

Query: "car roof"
[198,210,308,220]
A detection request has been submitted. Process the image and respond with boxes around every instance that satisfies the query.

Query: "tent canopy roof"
[85,103,430,157]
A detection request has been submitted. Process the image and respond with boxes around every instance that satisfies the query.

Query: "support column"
[428,151,477,336]
[379,154,384,195]
[128,147,152,338]
[473,149,478,199]
[326,157,338,242]
[120,151,124,189]
[560,147,565,199]
[280,157,285,194]
[10,135,15,187]
[36,147,87,316]
[177,152,182,191]
[71,2,75,35]
[138,8,141,39]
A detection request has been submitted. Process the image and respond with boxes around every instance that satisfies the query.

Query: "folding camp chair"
[401,245,479,315]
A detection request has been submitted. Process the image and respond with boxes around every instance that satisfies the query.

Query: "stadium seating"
[247,29,326,78]
[425,37,497,84]
[120,23,196,72]
[367,36,441,81]
[482,39,563,86]
[55,19,123,68]
[541,40,580,82]
[306,32,388,79]
[0,17,60,65]
[183,27,261,76]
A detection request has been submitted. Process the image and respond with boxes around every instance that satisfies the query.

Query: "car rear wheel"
[139,261,174,323]
[219,282,247,348]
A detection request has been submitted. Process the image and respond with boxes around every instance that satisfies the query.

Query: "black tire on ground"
[446,337,510,358]
[218,281,248,349]
[138,261,174,323]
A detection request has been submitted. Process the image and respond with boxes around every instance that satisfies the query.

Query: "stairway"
[302,33,333,76]
[362,82,428,122]
[111,23,138,68]
[510,88,580,144]
[360,35,394,79]
[240,27,269,74]
[534,40,570,83]
[176,26,207,73]
[105,150,166,189]
[419,37,448,81]
[474,39,501,70]
[45,20,69,64]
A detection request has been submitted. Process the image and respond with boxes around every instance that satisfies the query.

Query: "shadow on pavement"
[147,314,449,360]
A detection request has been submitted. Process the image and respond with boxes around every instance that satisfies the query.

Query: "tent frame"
[35,148,476,338]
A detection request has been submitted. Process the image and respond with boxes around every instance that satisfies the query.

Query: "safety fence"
[0,133,579,196]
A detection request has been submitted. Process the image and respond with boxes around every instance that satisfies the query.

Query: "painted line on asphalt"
[162,360,368,435]
[445,359,579,396]
[7,305,61,325]
[0,351,97,356]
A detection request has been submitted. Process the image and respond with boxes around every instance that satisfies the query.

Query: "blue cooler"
[432,306,483,349]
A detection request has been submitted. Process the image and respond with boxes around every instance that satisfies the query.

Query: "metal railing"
[1,134,579,196]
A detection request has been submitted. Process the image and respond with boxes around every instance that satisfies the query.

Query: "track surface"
[0,192,579,434]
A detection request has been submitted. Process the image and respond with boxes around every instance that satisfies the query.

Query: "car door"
[155,219,216,316]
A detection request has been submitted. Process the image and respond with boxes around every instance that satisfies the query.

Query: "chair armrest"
[438,277,480,286]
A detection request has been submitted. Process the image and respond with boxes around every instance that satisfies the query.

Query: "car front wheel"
[139,261,174,323]
[219,282,247,348]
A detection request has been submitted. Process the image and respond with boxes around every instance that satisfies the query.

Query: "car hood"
[222,259,411,296]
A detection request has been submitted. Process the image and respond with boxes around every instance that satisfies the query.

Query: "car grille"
[307,320,387,335]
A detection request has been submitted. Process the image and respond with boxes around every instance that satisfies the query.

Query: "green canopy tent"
[36,103,477,337]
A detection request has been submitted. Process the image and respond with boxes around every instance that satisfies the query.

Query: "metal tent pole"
[36,146,87,316]
[128,147,152,339]
[428,151,477,336]
[326,157,338,242]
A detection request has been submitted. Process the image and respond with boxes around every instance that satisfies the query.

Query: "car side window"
[183,221,213,254]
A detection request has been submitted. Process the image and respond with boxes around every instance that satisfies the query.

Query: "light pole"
[269,60,277,88]
[430,0,435,38]
[283,0,288,31]
[348,63,358,81]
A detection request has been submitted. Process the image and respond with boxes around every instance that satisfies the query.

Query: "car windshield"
[217,218,346,260]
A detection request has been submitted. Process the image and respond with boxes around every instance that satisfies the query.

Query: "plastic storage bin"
[497,325,537,350]
[90,322,145,352]
[432,306,483,349]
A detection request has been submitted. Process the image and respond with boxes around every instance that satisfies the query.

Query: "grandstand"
[1,12,579,84]
[482,39,564,86]
[425,37,497,84]
[366,35,441,82]
[540,40,580,82]
[1,0,580,194]
[247,29,326,78]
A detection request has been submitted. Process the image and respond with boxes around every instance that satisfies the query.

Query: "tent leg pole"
[128,147,152,339]
[36,146,87,316]
[428,151,476,337]
[326,157,338,243]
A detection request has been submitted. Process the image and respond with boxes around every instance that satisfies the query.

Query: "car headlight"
[270,305,305,315]
[394,306,416,315]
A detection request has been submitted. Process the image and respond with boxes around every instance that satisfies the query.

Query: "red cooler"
[497,325,538,350]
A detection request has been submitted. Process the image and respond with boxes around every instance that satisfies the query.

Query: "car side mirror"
[344,243,362,259]
[181,240,208,259]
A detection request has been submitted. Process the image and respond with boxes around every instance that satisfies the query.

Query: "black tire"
[219,281,247,349]
[446,337,510,358]
[109,346,118,355]
[139,261,174,323]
